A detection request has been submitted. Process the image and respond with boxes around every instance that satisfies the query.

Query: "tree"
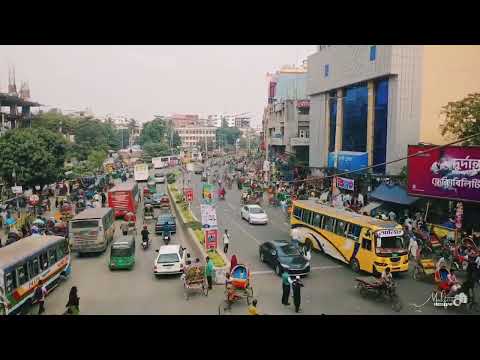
[0,128,67,187]
[142,142,170,158]
[216,126,240,147]
[440,93,480,145]
[74,118,120,158]
[139,119,167,145]
[32,110,79,136]
[87,149,107,172]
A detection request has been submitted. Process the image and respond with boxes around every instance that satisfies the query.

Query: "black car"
[259,240,310,276]
[155,212,176,234]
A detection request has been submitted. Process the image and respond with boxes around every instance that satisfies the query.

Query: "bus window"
[362,238,372,251]
[40,252,49,271]
[312,213,322,227]
[302,209,312,224]
[28,258,40,278]
[335,220,347,236]
[48,248,57,266]
[16,264,29,286]
[293,206,303,219]
[323,217,335,232]
[346,223,361,241]
[56,244,63,259]
[5,271,17,294]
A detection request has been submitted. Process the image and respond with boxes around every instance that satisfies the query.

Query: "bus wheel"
[350,258,360,273]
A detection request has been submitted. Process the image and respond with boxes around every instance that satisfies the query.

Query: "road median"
[167,183,230,285]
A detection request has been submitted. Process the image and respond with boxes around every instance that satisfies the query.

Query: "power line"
[274,131,480,185]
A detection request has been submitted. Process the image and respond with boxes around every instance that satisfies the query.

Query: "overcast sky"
[0,45,316,127]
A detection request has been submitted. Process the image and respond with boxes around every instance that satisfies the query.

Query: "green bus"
[109,236,135,270]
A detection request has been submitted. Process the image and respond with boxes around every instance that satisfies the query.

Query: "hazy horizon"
[0,45,316,127]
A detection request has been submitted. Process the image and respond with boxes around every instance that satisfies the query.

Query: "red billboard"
[204,229,218,250]
[184,188,194,202]
[407,145,480,203]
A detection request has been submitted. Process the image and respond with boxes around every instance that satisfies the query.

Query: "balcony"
[290,137,310,146]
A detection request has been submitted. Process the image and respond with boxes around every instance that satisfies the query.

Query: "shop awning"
[369,183,419,206]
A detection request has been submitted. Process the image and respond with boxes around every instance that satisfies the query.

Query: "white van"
[153,245,186,275]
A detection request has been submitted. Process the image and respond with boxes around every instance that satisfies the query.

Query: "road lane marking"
[251,265,342,275]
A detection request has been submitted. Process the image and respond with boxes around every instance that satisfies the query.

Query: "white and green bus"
[0,235,71,315]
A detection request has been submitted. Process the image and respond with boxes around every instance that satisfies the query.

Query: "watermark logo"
[410,292,468,311]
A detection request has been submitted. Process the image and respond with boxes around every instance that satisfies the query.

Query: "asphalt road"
[37,164,475,315]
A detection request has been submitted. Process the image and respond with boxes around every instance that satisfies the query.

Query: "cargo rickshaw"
[218,264,254,314]
[412,257,436,282]
[182,264,209,300]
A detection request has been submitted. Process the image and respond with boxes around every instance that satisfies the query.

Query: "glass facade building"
[328,91,337,153]
[373,79,388,174]
[342,83,368,152]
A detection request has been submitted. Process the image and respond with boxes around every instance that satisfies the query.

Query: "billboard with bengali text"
[407,145,480,203]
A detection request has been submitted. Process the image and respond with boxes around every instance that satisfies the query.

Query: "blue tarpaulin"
[369,184,419,206]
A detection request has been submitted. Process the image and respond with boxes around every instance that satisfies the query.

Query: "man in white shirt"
[223,229,230,254]
[408,236,419,261]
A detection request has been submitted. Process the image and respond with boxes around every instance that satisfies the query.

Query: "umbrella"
[33,218,45,226]
[6,218,16,226]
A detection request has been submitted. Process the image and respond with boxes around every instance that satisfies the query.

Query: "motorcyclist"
[141,225,149,247]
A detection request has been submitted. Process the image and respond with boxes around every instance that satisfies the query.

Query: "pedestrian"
[388,210,397,222]
[65,286,80,315]
[35,281,47,315]
[292,276,304,313]
[101,192,106,207]
[230,254,238,273]
[55,197,59,209]
[223,229,230,254]
[281,269,292,306]
[408,235,419,261]
[247,299,260,315]
[205,256,214,290]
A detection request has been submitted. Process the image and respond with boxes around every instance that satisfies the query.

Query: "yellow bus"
[291,200,408,275]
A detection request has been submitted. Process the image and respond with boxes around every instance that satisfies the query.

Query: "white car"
[154,245,186,275]
[241,204,268,225]
[154,173,166,183]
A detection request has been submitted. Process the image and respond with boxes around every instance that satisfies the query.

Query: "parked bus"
[134,163,149,182]
[0,235,71,315]
[290,200,408,275]
[108,182,140,219]
[70,208,115,254]
[152,157,166,169]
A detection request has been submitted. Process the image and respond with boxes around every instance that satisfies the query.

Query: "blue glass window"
[342,83,368,153]
[370,46,376,61]
[324,64,329,77]
[373,78,388,174]
[328,91,337,153]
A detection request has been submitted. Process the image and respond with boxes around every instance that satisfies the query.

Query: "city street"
[19,165,473,315]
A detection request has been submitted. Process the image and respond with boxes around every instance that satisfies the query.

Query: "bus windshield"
[111,248,132,257]
[376,236,405,254]
[71,220,99,229]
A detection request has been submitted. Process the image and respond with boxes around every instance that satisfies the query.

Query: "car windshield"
[278,244,301,256]
[249,207,264,214]
[111,248,132,257]
[376,236,405,252]
[71,220,99,229]
[153,194,162,200]
[158,216,173,224]
[157,253,179,263]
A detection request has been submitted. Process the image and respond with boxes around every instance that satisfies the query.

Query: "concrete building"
[307,45,480,175]
[263,64,310,163]
[175,126,216,148]
[170,114,200,128]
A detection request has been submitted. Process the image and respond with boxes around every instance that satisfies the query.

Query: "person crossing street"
[223,229,230,254]
[281,269,291,306]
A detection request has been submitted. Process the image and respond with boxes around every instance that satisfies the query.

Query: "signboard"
[407,145,480,203]
[328,151,368,172]
[200,204,217,229]
[205,229,218,250]
[202,184,215,203]
[376,229,404,237]
[263,160,270,172]
[336,176,354,191]
[11,186,22,194]
[296,99,310,108]
[184,188,194,202]
[290,137,310,146]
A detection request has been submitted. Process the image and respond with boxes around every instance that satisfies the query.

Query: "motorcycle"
[142,238,149,250]
[355,277,403,312]
[163,231,171,245]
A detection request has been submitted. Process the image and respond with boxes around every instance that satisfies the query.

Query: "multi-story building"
[175,126,216,148]
[307,45,480,175]
[263,64,310,163]
[170,114,200,128]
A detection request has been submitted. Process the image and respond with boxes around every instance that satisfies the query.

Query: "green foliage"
[440,93,480,145]
[0,128,67,187]
[32,110,79,135]
[87,149,108,172]
[216,126,241,147]
[139,119,167,145]
[142,142,170,158]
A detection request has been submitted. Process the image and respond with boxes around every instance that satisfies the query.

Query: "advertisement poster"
[407,145,480,203]
[184,188,194,202]
[202,184,215,203]
[336,176,354,191]
[205,229,218,250]
[200,204,217,229]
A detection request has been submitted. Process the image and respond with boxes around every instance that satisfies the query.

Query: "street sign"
[29,194,40,205]
[184,188,194,202]
[205,229,218,250]
[200,204,217,229]
[11,186,22,194]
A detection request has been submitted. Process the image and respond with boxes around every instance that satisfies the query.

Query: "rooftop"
[0,93,41,107]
